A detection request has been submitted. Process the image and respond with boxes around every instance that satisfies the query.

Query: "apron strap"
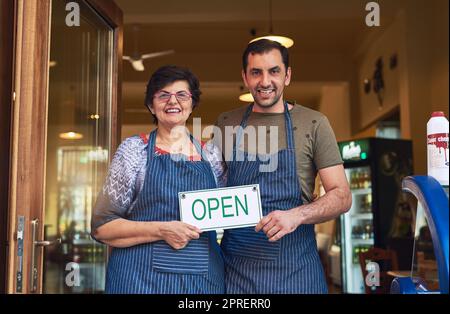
[234,101,296,160]
[147,128,207,161]
[147,129,157,161]
[189,134,209,161]
[284,102,295,150]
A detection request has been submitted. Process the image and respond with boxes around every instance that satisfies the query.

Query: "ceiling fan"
[123,50,175,72]
[123,25,175,72]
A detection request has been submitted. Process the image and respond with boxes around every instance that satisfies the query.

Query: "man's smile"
[257,87,276,98]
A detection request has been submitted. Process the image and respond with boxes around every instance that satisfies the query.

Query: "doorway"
[0,0,15,295]
[6,0,122,293]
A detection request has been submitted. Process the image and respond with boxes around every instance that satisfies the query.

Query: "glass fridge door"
[341,166,375,293]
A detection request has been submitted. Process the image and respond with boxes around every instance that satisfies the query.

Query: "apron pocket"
[152,235,209,275]
[222,227,280,261]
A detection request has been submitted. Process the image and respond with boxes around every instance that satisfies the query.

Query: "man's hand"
[159,221,202,250]
[255,209,301,242]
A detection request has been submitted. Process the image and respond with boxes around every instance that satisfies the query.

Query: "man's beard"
[253,91,283,108]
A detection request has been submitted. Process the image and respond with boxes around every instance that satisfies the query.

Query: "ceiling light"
[249,35,294,48]
[59,132,83,140]
[249,0,294,48]
[239,92,254,102]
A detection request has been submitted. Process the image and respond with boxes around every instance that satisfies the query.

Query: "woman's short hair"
[144,65,201,123]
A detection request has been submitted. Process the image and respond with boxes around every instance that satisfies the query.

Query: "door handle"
[30,219,61,292]
[35,239,61,247]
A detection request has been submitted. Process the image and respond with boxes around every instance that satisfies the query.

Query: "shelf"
[351,189,372,195]
[350,239,374,245]
[72,238,96,245]
[350,213,373,219]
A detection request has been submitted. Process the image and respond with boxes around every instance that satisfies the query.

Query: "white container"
[427,111,449,186]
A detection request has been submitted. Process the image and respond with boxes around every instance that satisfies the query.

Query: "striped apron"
[221,102,327,294]
[105,130,225,294]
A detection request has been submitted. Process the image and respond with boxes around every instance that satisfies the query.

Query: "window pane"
[43,0,113,294]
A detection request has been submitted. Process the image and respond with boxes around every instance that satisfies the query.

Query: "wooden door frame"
[0,0,16,295]
[6,0,122,293]
[87,0,123,151]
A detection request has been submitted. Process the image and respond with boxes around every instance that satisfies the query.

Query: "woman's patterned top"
[91,134,227,233]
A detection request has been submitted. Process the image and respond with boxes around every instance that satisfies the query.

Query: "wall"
[355,16,405,131]
[401,0,449,175]
[317,83,351,142]
[122,51,354,126]
[353,0,449,175]
[352,124,377,140]
[430,0,449,116]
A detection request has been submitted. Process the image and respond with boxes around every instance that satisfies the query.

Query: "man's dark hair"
[242,39,289,72]
[144,65,201,123]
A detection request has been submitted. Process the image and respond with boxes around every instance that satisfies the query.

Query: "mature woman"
[91,65,226,294]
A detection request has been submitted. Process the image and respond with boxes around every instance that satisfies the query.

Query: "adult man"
[214,39,352,293]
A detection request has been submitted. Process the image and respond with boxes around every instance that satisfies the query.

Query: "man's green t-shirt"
[214,103,343,205]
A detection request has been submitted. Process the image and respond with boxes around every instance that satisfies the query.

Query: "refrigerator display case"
[337,138,414,293]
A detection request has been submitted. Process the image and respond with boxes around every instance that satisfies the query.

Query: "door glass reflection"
[44,0,112,293]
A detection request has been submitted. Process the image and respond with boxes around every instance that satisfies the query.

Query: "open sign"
[178,185,262,231]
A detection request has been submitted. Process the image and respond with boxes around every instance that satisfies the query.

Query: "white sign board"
[179,184,262,231]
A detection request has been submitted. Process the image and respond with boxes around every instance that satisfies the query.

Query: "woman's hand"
[159,221,202,250]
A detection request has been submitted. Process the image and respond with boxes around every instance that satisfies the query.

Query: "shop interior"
[1,0,448,294]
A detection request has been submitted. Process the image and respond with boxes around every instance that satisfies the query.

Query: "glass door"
[341,166,374,293]
[7,0,122,293]
[42,0,113,294]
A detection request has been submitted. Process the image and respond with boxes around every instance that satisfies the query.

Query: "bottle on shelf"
[353,245,373,264]
[353,246,361,264]
[359,197,365,214]
[366,194,372,212]
[364,194,372,213]
[357,171,364,189]
[363,223,371,240]
[363,170,371,189]
[350,171,356,189]
[360,195,371,213]
[352,225,363,239]
[351,225,358,239]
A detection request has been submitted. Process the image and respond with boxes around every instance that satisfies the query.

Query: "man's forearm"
[293,187,352,225]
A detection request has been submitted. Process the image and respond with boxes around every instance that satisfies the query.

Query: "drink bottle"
[427,111,449,186]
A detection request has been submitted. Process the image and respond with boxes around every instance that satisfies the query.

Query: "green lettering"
[207,198,220,219]
[221,196,234,218]
[235,194,248,216]
[192,199,206,220]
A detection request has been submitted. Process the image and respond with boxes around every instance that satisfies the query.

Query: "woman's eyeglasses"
[153,91,192,103]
